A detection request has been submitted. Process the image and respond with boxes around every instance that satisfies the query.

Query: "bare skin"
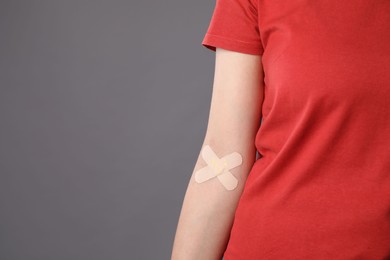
[171,47,265,260]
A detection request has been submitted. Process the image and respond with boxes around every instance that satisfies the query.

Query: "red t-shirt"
[202,0,390,259]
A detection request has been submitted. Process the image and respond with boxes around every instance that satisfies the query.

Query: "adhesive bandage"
[194,145,243,191]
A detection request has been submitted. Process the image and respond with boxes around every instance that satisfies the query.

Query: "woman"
[172,0,390,259]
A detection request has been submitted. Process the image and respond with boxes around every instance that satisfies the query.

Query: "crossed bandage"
[194,145,242,190]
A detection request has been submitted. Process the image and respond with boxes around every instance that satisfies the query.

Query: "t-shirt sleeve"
[201,0,264,55]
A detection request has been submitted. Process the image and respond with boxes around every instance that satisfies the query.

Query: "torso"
[224,1,390,259]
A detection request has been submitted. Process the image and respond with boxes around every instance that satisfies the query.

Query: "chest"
[259,0,390,106]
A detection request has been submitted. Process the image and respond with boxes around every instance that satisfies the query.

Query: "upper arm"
[203,48,264,176]
[198,0,265,181]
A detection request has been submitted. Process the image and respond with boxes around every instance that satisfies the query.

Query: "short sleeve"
[201,0,264,55]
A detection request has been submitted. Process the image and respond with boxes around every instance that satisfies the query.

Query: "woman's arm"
[171,47,264,260]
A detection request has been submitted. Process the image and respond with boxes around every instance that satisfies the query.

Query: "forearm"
[171,139,256,260]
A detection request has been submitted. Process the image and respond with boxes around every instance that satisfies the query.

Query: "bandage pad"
[194,145,242,191]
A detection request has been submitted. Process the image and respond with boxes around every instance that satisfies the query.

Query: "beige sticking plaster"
[194,145,242,191]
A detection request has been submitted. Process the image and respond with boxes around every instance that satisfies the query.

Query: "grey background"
[0,1,216,259]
